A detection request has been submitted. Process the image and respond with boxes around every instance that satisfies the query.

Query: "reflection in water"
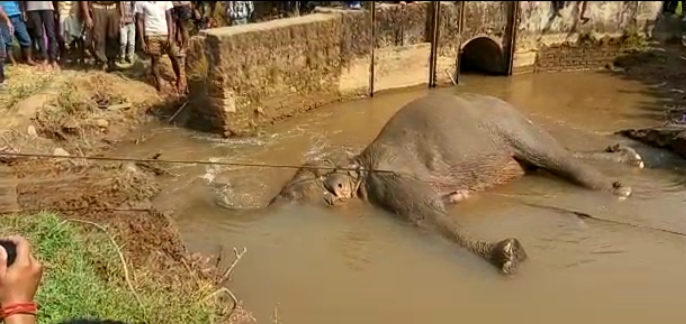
[113,72,686,323]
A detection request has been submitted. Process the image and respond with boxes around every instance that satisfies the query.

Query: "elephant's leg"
[509,132,632,198]
[365,172,527,274]
[572,144,644,168]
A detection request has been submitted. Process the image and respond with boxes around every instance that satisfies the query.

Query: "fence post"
[369,1,377,97]
[428,2,441,87]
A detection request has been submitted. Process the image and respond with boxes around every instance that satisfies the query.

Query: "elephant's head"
[267,154,361,207]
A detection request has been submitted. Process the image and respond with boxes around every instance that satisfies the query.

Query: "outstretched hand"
[0,236,43,306]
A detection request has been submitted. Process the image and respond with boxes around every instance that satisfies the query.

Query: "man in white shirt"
[134,1,185,93]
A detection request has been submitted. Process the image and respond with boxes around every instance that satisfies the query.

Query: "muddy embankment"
[609,42,686,158]
[0,64,255,323]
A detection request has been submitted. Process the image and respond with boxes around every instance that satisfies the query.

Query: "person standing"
[0,1,34,65]
[135,1,185,93]
[20,1,58,70]
[119,1,135,64]
[225,1,253,26]
[171,1,191,54]
[192,1,217,30]
[0,6,12,90]
[345,1,362,10]
[82,1,120,71]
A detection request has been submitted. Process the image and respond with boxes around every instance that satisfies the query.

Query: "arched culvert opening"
[459,37,506,76]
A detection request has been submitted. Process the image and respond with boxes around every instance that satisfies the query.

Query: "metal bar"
[455,1,466,85]
[369,1,376,97]
[506,1,520,76]
[428,1,441,88]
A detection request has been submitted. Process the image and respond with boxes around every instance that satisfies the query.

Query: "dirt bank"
[610,43,686,157]
[0,64,254,323]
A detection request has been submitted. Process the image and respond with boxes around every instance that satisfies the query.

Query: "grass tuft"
[0,212,214,324]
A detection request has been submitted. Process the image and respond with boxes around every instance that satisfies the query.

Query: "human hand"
[141,38,148,54]
[7,22,13,35]
[0,236,43,306]
[85,17,93,30]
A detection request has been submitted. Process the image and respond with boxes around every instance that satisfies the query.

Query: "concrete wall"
[435,2,511,84]
[186,3,434,137]
[513,1,662,74]
[186,1,663,137]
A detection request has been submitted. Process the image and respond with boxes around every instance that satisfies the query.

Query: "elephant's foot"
[489,238,527,275]
[611,181,632,200]
[605,144,645,169]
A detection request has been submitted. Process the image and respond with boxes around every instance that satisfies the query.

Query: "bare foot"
[175,77,188,95]
[490,238,527,275]
[51,62,61,72]
[154,77,163,92]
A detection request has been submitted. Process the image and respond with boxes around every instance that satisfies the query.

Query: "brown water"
[116,72,686,323]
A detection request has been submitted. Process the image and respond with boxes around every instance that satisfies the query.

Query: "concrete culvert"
[459,37,506,75]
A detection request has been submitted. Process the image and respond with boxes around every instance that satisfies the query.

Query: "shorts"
[145,35,179,57]
[171,5,193,22]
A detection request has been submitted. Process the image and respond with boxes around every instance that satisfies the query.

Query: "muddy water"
[116,72,686,323]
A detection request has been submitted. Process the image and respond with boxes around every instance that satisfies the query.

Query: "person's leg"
[104,8,120,71]
[178,4,191,54]
[91,7,109,67]
[165,38,185,93]
[146,36,163,91]
[126,23,135,63]
[118,21,128,63]
[0,23,13,65]
[231,18,248,26]
[0,33,7,90]
[42,10,59,70]
[11,15,35,65]
[28,11,48,66]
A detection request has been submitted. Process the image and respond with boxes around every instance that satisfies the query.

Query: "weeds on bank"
[0,212,214,324]
[0,65,54,109]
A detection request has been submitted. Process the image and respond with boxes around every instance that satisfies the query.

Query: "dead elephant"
[268,93,643,275]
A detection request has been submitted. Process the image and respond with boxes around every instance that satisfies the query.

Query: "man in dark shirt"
[82,1,120,71]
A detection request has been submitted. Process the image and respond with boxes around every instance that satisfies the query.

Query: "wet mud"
[612,44,686,159]
[0,67,240,321]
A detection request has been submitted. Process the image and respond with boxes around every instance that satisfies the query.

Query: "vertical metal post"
[455,1,466,85]
[506,1,520,76]
[428,1,441,88]
[369,1,376,97]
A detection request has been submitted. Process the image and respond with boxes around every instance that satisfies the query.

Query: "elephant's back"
[364,93,521,192]
[373,93,509,149]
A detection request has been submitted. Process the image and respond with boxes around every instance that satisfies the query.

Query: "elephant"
[267,93,644,275]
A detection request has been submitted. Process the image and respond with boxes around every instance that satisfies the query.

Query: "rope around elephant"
[5,151,686,238]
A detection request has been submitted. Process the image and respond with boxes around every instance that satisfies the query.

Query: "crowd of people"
[0,1,262,93]
[0,1,423,93]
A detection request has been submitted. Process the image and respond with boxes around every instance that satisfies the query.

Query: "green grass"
[0,212,215,324]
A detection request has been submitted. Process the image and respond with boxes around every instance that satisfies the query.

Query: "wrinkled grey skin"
[269,93,643,275]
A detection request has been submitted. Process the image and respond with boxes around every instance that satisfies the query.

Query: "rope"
[0,152,395,173]
[523,202,686,238]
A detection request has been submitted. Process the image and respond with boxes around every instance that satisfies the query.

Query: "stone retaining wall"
[186,1,663,137]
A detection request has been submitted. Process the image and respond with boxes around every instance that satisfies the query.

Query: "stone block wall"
[186,3,437,137]
[185,1,664,137]
[534,43,626,73]
[513,1,661,74]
